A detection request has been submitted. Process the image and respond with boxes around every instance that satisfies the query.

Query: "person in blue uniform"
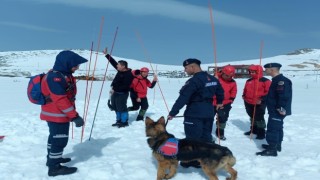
[256,63,292,157]
[167,58,224,167]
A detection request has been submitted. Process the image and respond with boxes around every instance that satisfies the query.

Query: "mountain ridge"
[1,49,319,78]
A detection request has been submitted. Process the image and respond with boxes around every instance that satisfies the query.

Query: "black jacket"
[106,54,134,93]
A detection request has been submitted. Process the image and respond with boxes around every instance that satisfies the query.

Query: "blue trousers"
[184,117,213,143]
[266,114,285,146]
[47,122,69,168]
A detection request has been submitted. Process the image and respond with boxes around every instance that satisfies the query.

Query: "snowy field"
[0,50,320,179]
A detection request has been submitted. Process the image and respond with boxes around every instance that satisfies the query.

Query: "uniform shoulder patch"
[278,81,284,85]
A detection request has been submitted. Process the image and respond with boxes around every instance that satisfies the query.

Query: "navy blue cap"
[264,63,282,68]
[183,58,201,67]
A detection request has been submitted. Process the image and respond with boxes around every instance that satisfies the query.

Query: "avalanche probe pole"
[208,0,221,145]
[89,27,119,141]
[81,16,104,142]
[250,41,264,140]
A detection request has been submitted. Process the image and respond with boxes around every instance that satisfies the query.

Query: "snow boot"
[111,120,121,127]
[255,128,266,140]
[215,128,226,141]
[48,164,77,177]
[136,109,147,121]
[262,144,282,152]
[118,121,129,128]
[256,144,278,156]
[244,126,257,135]
[136,115,144,121]
[46,157,71,166]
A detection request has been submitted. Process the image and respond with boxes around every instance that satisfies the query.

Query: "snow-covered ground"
[0,49,320,179]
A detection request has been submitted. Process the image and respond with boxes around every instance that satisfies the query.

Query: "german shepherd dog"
[145,116,237,180]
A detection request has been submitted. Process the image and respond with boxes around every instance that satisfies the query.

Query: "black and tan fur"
[145,116,237,180]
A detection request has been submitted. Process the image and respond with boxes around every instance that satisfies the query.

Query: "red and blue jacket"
[40,51,87,123]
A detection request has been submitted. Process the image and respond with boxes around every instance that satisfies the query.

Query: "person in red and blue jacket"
[243,65,271,139]
[213,65,237,141]
[40,50,87,176]
[128,67,158,121]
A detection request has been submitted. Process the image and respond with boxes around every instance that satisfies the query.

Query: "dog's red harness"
[158,138,179,158]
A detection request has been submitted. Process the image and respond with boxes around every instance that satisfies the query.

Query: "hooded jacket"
[243,66,271,105]
[213,74,237,105]
[40,50,87,123]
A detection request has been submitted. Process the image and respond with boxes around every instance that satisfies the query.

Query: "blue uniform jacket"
[169,71,224,118]
[266,74,292,116]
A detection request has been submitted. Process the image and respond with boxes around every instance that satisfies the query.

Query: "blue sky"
[1,0,320,65]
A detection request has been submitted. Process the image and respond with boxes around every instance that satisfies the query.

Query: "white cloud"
[19,0,281,35]
[0,21,65,33]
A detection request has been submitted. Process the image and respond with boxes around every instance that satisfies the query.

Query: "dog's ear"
[145,117,153,126]
[158,116,166,125]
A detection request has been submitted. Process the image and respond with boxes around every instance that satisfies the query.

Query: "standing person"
[243,65,271,139]
[256,63,292,157]
[40,50,87,176]
[106,54,135,128]
[167,58,224,168]
[213,65,237,141]
[128,67,158,121]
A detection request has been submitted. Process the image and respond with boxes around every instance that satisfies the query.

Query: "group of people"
[105,54,158,127]
[39,50,292,176]
[167,58,292,167]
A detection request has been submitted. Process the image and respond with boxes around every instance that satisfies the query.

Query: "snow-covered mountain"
[1,48,319,78]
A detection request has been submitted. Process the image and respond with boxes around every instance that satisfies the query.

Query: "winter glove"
[72,115,84,127]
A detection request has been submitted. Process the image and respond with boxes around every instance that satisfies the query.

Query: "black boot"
[46,157,71,166]
[256,128,266,140]
[48,164,77,176]
[262,144,282,152]
[244,130,252,135]
[118,121,129,128]
[136,109,147,121]
[136,115,144,121]
[256,144,278,156]
[215,128,226,141]
[244,126,257,135]
[112,120,121,127]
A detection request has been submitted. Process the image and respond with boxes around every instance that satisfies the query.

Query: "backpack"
[27,73,46,105]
